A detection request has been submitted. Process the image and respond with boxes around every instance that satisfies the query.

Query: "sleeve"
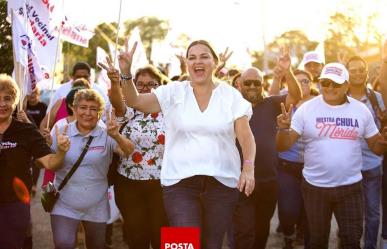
[28,125,52,159]
[231,88,252,120]
[290,104,305,136]
[363,105,379,138]
[153,82,180,114]
[376,92,386,111]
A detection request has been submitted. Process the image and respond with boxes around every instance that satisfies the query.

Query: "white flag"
[61,16,94,47]
[96,47,111,90]
[12,11,48,93]
[8,0,63,74]
[12,11,48,95]
[127,27,149,73]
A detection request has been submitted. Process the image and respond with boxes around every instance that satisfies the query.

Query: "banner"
[61,16,94,47]
[8,0,63,74]
[12,10,48,96]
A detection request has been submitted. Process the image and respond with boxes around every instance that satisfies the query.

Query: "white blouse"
[154,81,252,188]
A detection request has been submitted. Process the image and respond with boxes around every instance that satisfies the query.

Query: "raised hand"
[16,110,31,123]
[98,56,120,84]
[41,128,52,146]
[337,51,348,65]
[55,124,70,153]
[175,54,187,74]
[273,65,286,79]
[106,108,119,139]
[118,38,137,76]
[278,46,291,70]
[277,103,293,129]
[218,47,233,68]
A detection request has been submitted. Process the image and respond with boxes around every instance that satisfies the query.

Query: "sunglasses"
[320,79,343,88]
[243,80,262,87]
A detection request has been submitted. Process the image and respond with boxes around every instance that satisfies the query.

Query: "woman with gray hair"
[49,89,134,249]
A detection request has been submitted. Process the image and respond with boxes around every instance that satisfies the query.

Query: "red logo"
[161,227,200,249]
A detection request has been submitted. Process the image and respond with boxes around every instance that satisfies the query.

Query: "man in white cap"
[301,51,325,83]
[276,62,387,249]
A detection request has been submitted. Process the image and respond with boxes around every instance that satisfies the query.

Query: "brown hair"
[0,74,20,108]
[134,65,170,85]
[186,40,219,63]
[293,69,313,81]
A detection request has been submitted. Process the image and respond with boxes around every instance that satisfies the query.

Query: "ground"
[31,174,343,249]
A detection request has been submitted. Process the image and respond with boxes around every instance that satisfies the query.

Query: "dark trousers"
[0,201,30,249]
[233,180,278,249]
[163,176,239,249]
[114,174,168,249]
[301,179,363,249]
[277,159,309,248]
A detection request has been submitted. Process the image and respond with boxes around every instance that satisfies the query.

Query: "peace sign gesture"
[219,47,233,67]
[98,56,120,84]
[118,38,138,76]
[278,46,291,70]
[277,103,293,129]
[106,108,120,139]
[337,51,348,65]
[55,124,70,153]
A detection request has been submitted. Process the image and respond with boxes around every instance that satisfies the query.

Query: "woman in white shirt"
[118,39,256,249]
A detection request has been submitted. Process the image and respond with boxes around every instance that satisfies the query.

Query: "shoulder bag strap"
[57,136,94,191]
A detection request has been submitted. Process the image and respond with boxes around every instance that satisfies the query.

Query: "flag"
[12,10,48,96]
[96,47,111,90]
[127,27,149,73]
[8,0,63,74]
[61,16,94,47]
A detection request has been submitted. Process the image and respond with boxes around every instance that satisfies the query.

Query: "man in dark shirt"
[233,50,301,249]
[26,87,47,128]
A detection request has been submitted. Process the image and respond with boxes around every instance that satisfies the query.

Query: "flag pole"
[45,24,63,129]
[113,0,123,67]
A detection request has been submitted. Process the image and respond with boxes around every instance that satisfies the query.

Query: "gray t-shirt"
[50,121,117,222]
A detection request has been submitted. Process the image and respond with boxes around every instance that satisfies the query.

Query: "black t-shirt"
[26,102,47,127]
[250,95,286,182]
[0,119,51,203]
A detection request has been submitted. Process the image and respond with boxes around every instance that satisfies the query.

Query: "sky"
[62,0,387,69]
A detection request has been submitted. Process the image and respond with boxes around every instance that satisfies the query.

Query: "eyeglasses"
[243,80,262,87]
[77,105,99,113]
[136,81,160,90]
[320,79,343,88]
[299,79,311,85]
[348,68,367,74]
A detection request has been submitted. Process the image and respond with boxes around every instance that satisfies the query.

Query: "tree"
[251,30,317,71]
[0,0,13,74]
[124,16,169,61]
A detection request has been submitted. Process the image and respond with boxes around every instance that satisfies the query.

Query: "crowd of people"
[1,37,387,249]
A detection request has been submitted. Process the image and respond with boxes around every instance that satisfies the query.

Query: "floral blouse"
[117,107,165,180]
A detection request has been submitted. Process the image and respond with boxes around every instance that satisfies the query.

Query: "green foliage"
[0,0,13,74]
[124,16,169,61]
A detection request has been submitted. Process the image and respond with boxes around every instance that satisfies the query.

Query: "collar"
[67,121,104,138]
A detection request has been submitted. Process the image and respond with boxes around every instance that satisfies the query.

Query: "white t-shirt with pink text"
[291,95,379,187]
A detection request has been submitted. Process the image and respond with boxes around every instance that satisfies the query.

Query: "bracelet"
[120,73,132,81]
[277,127,290,132]
[243,159,254,166]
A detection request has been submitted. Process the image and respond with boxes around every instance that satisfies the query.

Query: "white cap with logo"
[319,63,349,84]
[302,51,325,65]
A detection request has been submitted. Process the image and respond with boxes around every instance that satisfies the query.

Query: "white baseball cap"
[302,51,325,65]
[319,63,349,84]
